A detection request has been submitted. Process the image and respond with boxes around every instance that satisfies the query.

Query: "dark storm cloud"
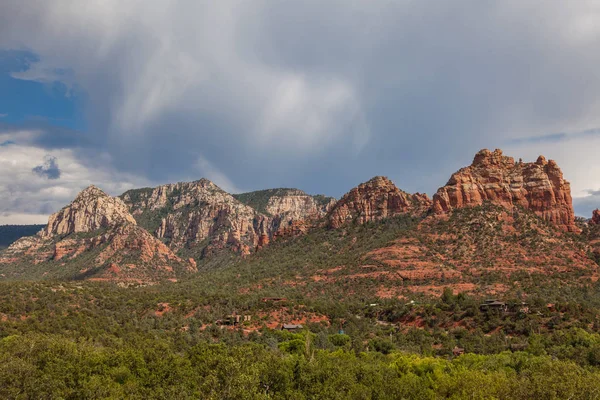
[32,155,61,180]
[0,0,599,202]
[507,129,600,146]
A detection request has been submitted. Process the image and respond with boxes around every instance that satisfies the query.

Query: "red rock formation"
[122,181,336,256]
[592,209,600,225]
[433,149,579,232]
[327,176,432,228]
[42,185,135,237]
[0,186,195,282]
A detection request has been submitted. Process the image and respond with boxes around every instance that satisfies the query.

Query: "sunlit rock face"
[327,176,432,229]
[433,149,579,233]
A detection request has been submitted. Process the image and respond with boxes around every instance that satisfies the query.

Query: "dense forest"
[3,273,600,398]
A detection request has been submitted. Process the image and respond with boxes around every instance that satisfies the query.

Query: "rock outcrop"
[42,185,136,237]
[0,186,194,282]
[433,149,579,233]
[234,188,335,239]
[591,209,600,225]
[122,181,336,257]
[122,179,271,256]
[327,176,432,229]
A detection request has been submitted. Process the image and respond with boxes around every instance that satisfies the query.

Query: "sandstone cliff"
[121,179,270,256]
[433,149,579,232]
[327,176,432,228]
[234,188,336,239]
[0,186,194,282]
[42,185,136,237]
[122,181,336,257]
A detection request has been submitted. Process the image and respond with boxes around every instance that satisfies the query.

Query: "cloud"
[0,1,600,221]
[0,212,48,225]
[32,155,61,180]
[11,61,76,95]
[0,127,151,223]
[0,114,6,118]
[507,128,600,146]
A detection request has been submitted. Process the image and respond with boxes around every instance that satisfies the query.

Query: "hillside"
[0,148,597,290]
[1,151,600,398]
[0,186,195,282]
[233,188,335,217]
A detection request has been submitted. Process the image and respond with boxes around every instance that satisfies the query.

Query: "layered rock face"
[122,179,271,256]
[433,149,579,232]
[0,186,194,282]
[327,176,432,229]
[42,185,136,237]
[236,189,336,239]
[122,181,336,256]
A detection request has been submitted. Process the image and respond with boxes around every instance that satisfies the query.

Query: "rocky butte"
[0,186,195,282]
[327,176,432,228]
[41,185,136,237]
[433,149,579,233]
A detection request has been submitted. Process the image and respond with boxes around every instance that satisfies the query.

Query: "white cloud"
[0,129,150,223]
[10,61,76,95]
[0,213,48,225]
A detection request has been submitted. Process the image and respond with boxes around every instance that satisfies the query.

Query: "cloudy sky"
[1,0,600,224]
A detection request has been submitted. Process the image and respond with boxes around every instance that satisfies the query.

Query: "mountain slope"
[0,186,194,282]
[219,203,598,302]
[121,179,271,257]
[121,181,337,259]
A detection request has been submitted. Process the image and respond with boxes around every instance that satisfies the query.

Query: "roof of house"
[481,300,505,306]
[282,324,303,329]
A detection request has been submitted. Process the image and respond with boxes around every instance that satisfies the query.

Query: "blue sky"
[0,50,85,131]
[0,1,600,224]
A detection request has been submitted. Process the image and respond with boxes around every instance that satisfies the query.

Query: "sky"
[0,1,600,224]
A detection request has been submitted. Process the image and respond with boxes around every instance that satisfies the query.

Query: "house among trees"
[281,324,303,331]
[224,314,252,326]
[479,299,507,313]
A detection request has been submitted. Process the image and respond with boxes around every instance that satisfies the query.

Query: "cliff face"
[122,180,270,256]
[42,185,136,237]
[433,149,579,232]
[234,188,335,240]
[122,182,336,257]
[327,176,432,229]
[0,186,194,282]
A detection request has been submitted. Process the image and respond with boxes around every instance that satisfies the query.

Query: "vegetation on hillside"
[234,188,335,216]
[2,199,600,397]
